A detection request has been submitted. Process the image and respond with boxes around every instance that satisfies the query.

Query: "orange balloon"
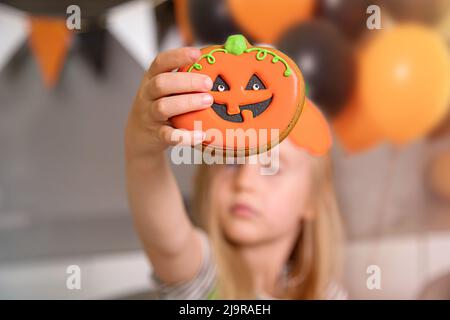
[429,105,450,140]
[359,24,450,145]
[289,99,332,156]
[438,6,450,44]
[228,0,316,44]
[333,96,383,153]
[174,0,194,45]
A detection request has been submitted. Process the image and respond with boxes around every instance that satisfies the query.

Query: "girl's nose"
[233,162,261,191]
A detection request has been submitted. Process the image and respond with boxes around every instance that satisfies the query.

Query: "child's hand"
[125,47,213,159]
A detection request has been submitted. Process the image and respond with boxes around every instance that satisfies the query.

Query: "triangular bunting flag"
[28,16,72,88]
[107,0,157,70]
[0,4,28,72]
[79,18,108,75]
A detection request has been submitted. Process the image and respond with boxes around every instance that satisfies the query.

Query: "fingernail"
[204,77,213,89]
[202,94,213,105]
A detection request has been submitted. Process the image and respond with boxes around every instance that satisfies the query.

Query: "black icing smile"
[211,97,273,123]
[210,74,272,123]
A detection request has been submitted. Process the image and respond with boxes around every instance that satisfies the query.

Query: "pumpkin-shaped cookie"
[171,34,306,156]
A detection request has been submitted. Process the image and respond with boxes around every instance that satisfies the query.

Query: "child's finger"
[147,47,201,79]
[158,125,206,146]
[148,72,213,100]
[150,93,213,121]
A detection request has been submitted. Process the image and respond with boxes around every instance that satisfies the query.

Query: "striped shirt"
[151,230,347,300]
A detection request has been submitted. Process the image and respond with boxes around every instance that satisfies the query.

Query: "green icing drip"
[187,48,228,72]
[244,47,292,77]
[186,34,292,77]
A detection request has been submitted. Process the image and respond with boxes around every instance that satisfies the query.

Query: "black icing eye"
[212,75,230,92]
[245,74,266,91]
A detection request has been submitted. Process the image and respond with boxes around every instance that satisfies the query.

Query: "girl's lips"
[230,203,257,218]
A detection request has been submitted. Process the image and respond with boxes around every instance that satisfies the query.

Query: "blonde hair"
[191,155,344,299]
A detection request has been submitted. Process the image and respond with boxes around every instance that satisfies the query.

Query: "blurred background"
[0,0,450,299]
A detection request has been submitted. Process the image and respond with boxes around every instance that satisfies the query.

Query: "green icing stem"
[187,47,292,77]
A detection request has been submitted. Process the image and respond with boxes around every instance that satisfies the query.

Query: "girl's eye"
[218,84,226,92]
[252,83,260,91]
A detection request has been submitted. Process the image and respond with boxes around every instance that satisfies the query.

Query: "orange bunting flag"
[29,17,72,88]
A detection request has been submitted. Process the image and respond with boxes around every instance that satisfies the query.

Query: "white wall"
[0,251,151,299]
[344,231,450,299]
[2,231,450,299]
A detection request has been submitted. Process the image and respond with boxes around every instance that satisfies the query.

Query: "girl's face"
[211,139,314,245]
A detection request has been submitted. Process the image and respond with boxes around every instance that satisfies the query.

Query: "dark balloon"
[380,0,450,25]
[277,20,355,117]
[317,0,373,40]
[188,0,241,44]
